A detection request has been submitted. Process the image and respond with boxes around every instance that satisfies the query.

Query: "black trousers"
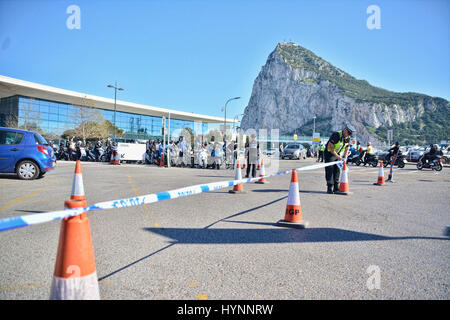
[318,150,324,162]
[246,158,257,178]
[324,151,340,186]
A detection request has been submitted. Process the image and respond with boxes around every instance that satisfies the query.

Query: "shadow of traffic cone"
[373,161,385,186]
[70,161,85,201]
[276,169,308,228]
[229,159,246,194]
[255,158,268,184]
[335,161,352,195]
[50,162,99,299]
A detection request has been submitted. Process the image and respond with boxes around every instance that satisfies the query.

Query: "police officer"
[324,124,355,194]
[317,141,325,162]
[245,133,259,178]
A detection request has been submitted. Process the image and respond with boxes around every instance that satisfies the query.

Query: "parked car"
[408,147,428,162]
[441,146,450,164]
[375,148,389,159]
[281,144,307,160]
[0,127,56,180]
[266,148,279,157]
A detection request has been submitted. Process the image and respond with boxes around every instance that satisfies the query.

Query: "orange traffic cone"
[50,163,99,299]
[160,153,165,167]
[255,158,268,184]
[276,169,308,228]
[257,158,261,170]
[373,161,385,186]
[229,160,246,194]
[111,150,119,165]
[335,161,352,195]
[70,161,85,201]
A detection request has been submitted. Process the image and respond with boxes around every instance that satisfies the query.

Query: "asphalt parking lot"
[0,159,449,300]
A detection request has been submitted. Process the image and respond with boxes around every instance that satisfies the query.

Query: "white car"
[266,148,279,157]
[281,144,307,160]
[409,147,428,162]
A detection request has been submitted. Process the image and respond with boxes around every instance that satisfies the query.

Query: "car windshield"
[34,133,49,146]
[286,145,299,149]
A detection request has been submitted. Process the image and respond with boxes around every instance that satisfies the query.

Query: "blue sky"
[0,0,449,120]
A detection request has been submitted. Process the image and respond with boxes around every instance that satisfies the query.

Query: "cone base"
[276,219,308,229]
[373,182,385,186]
[50,272,100,300]
[334,191,353,195]
[229,190,247,194]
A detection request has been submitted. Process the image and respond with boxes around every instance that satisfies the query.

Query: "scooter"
[417,155,443,171]
[197,148,208,169]
[85,147,96,162]
[356,151,378,167]
[93,146,105,162]
[168,147,178,167]
[214,150,223,170]
[383,152,405,168]
[346,153,360,165]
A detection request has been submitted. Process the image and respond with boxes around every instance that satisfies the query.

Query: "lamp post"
[233,113,244,131]
[312,116,316,154]
[313,116,316,135]
[221,97,240,139]
[107,81,124,142]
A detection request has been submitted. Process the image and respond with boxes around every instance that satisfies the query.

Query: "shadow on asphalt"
[252,189,289,193]
[98,194,450,282]
[0,174,20,180]
[143,225,450,244]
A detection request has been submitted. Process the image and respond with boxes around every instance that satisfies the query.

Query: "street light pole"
[312,116,316,154]
[222,97,240,139]
[233,113,244,131]
[107,81,124,142]
[313,116,316,135]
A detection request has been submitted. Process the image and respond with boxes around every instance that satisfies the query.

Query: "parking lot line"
[127,175,160,227]
[0,179,58,212]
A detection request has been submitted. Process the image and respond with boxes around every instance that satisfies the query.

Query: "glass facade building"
[0,95,221,142]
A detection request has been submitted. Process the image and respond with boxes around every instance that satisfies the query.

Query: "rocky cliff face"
[240,43,449,145]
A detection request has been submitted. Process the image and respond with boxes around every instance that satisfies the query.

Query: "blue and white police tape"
[0,160,341,232]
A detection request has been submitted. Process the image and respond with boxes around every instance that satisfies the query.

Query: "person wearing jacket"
[324,124,355,194]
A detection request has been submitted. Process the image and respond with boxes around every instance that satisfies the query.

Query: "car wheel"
[16,160,40,180]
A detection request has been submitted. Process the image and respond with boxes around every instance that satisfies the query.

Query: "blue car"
[0,127,56,180]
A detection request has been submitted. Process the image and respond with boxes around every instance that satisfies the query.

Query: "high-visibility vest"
[330,131,348,155]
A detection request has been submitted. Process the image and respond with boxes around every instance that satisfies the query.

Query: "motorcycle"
[417,155,443,171]
[346,152,360,165]
[93,146,106,162]
[197,148,208,169]
[84,147,96,161]
[167,146,178,167]
[356,150,378,167]
[383,152,405,168]
[213,149,223,170]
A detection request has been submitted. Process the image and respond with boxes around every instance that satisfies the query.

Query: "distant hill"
[241,42,449,146]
